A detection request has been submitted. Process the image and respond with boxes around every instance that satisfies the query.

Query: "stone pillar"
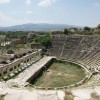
[23,61,26,67]
[25,60,27,66]
[0,69,4,78]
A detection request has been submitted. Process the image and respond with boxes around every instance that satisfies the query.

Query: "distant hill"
[0,23,76,31]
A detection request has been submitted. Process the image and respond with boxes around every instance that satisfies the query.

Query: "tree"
[83,26,91,31]
[97,24,100,29]
[35,34,51,48]
[64,28,69,35]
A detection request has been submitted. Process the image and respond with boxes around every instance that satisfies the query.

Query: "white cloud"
[0,11,11,20]
[0,11,16,26]
[38,0,56,7]
[0,0,10,4]
[0,11,54,26]
[94,2,100,8]
[26,11,33,14]
[0,11,26,26]
[26,0,32,6]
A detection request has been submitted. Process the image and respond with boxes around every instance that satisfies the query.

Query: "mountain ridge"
[0,23,77,31]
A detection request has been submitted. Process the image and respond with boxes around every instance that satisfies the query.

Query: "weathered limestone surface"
[72,86,100,100]
[0,86,100,100]
[0,88,65,100]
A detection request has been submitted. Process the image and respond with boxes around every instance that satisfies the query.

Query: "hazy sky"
[0,0,100,27]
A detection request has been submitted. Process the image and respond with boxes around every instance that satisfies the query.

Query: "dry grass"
[33,62,86,87]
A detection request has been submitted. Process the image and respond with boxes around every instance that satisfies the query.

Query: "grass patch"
[32,61,86,87]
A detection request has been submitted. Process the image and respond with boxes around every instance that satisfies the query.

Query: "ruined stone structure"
[31,43,43,49]
[0,35,5,42]
[11,39,20,46]
[0,49,42,79]
[19,36,27,44]
[11,36,27,45]
[0,35,6,46]
[0,35,11,47]
[0,34,100,100]
[51,31,63,35]
[27,33,37,42]
[49,35,100,72]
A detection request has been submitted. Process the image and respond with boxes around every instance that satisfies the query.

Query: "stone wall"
[0,49,42,79]
[31,43,43,49]
[27,57,54,83]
